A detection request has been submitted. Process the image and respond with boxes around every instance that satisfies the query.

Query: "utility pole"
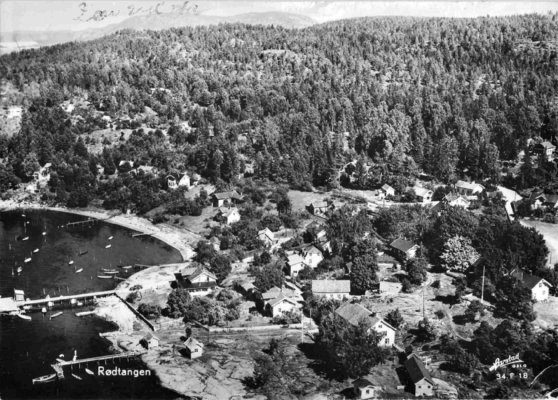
[301,309,304,344]
[481,264,486,305]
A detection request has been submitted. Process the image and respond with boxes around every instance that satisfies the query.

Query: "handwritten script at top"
[74,2,199,22]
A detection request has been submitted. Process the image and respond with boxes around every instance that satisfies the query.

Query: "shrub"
[401,279,413,293]
[126,291,140,303]
[270,310,301,325]
[138,303,162,319]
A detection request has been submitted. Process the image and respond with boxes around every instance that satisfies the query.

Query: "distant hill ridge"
[0,11,316,51]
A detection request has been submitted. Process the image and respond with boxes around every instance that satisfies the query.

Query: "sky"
[1,1,558,32]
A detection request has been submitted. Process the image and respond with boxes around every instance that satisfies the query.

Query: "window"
[428,386,431,389]
[366,389,369,394]
[194,349,198,352]
[378,324,382,328]
[385,338,389,344]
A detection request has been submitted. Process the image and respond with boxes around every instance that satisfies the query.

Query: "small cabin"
[184,336,204,359]
[142,332,160,349]
[352,378,376,399]
[13,289,25,302]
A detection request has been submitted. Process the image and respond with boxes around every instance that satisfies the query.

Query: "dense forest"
[1,14,558,207]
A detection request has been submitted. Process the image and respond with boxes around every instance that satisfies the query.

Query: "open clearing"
[288,190,331,212]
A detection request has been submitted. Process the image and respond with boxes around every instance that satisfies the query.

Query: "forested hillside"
[1,14,558,206]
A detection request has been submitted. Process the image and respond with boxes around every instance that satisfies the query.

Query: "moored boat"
[105,244,111,249]
[122,265,133,269]
[50,311,63,319]
[79,250,88,256]
[103,271,119,275]
[85,368,94,375]
[41,307,47,313]
[77,301,83,306]
[32,374,56,384]
[75,268,83,273]
[101,268,117,272]
[17,266,23,273]
[22,237,29,241]
[24,258,31,263]
[33,248,39,253]
[18,314,32,320]
[42,232,46,236]
[72,373,82,380]
[108,236,113,240]
[69,261,74,265]
[97,275,112,279]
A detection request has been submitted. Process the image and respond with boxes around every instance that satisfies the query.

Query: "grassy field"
[520,219,558,267]
[287,190,332,212]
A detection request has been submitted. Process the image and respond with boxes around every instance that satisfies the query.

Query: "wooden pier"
[50,351,146,378]
[20,290,116,306]
[134,264,158,269]
[66,219,97,227]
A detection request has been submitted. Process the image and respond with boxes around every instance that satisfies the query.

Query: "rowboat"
[105,244,111,249]
[97,275,112,279]
[33,248,39,253]
[77,301,83,306]
[42,232,46,236]
[50,312,63,319]
[101,268,117,272]
[22,237,29,241]
[69,261,74,265]
[108,236,113,240]
[76,268,83,273]
[32,374,56,384]
[18,314,32,320]
[24,258,31,263]
[79,250,88,256]
[17,266,23,273]
[72,374,82,380]
[122,265,133,269]
[103,271,119,275]
[85,368,94,375]
[41,307,47,313]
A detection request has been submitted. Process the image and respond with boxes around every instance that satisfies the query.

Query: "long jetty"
[66,219,98,227]
[21,290,116,306]
[51,351,146,378]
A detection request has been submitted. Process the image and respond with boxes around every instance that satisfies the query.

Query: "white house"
[167,173,190,189]
[119,160,134,169]
[379,184,396,199]
[444,194,471,209]
[167,175,178,189]
[219,207,241,225]
[311,280,351,299]
[212,191,243,207]
[352,378,377,400]
[287,254,308,277]
[258,228,275,247]
[412,187,433,203]
[209,236,220,251]
[183,336,203,359]
[135,165,158,176]
[266,293,301,317]
[177,173,190,188]
[511,269,553,302]
[309,201,329,217]
[405,354,435,397]
[179,267,217,296]
[300,245,323,268]
[455,180,484,196]
[34,163,52,182]
[142,332,160,349]
[335,303,396,347]
[390,238,419,260]
[534,141,556,161]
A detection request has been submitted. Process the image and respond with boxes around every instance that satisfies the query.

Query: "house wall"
[372,321,395,347]
[414,378,434,396]
[226,212,240,224]
[531,283,549,302]
[179,176,190,187]
[271,300,298,317]
[355,386,375,399]
[314,292,350,300]
[304,251,323,268]
[289,262,306,277]
[187,346,202,359]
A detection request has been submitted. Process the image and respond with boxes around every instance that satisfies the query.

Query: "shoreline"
[0,199,197,262]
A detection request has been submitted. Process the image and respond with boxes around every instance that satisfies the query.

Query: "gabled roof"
[180,266,198,277]
[189,267,217,282]
[261,287,299,300]
[352,378,374,389]
[184,336,203,350]
[390,238,418,253]
[404,355,434,385]
[512,269,553,290]
[312,280,351,294]
[335,302,373,327]
[456,180,484,191]
[287,254,306,266]
[268,292,299,308]
[381,184,395,192]
[413,186,433,197]
[222,208,240,218]
[209,236,220,244]
[445,194,469,203]
[258,227,274,239]
[301,245,322,255]
[310,201,328,209]
[212,191,242,200]
[536,141,556,149]
[144,332,159,341]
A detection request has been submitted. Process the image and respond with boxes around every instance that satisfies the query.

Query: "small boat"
[23,305,31,310]
[97,275,112,279]
[42,232,46,236]
[22,237,29,241]
[101,268,117,272]
[103,271,119,275]
[17,266,23,273]
[41,307,47,313]
[18,314,32,320]
[32,374,56,384]
[79,250,88,256]
[22,214,26,217]
[105,244,111,249]
[33,248,39,253]
[47,301,54,307]
[75,268,83,273]
[69,261,74,265]
[122,265,133,269]
[85,368,94,375]
[50,312,63,319]
[71,299,77,305]
[108,236,113,240]
[24,258,31,263]
[72,374,82,380]
[77,301,83,306]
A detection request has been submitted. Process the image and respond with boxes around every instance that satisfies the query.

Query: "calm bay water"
[0,210,182,400]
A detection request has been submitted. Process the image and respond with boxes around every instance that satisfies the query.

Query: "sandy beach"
[0,199,199,261]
